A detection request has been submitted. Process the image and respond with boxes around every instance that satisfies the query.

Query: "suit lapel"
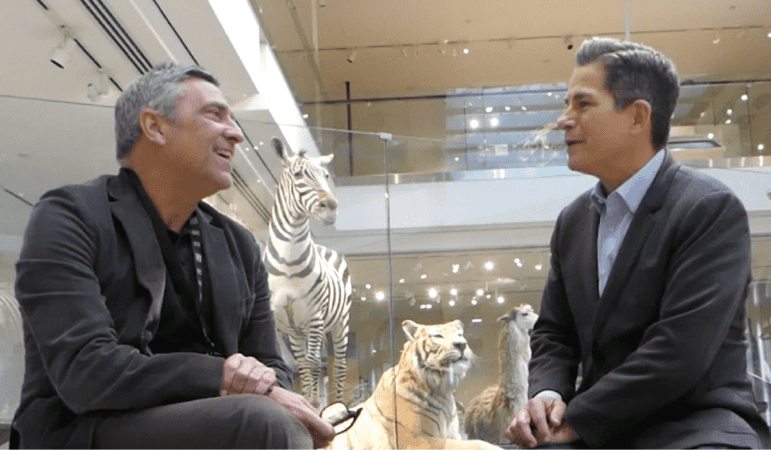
[197,206,242,350]
[579,199,601,312]
[590,151,680,342]
[107,172,166,344]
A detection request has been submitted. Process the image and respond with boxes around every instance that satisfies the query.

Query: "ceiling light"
[514,258,522,267]
[521,106,527,111]
[484,261,494,271]
[375,291,385,301]
[454,157,459,161]
[476,289,484,296]
[726,109,732,115]
[50,32,77,69]
[365,283,371,289]
[535,264,543,271]
[759,144,765,151]
[741,94,749,101]
[302,113,309,119]
[564,36,574,50]
[448,300,455,307]
[451,264,460,273]
[726,119,732,124]
[469,119,479,129]
[490,117,499,127]
[472,318,482,323]
[86,69,110,102]
[485,106,493,113]
[428,288,438,299]
[497,296,505,304]
[450,288,458,296]
[420,274,427,279]
[399,278,405,283]
[360,296,366,301]
[463,47,469,54]
[708,133,715,139]
[471,299,478,306]
[505,106,511,111]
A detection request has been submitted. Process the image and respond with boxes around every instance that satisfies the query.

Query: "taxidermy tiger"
[326,319,502,450]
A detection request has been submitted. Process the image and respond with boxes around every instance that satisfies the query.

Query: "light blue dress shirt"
[590,149,666,296]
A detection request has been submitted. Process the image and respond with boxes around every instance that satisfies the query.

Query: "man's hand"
[220,353,276,396]
[266,386,335,449]
[506,397,576,448]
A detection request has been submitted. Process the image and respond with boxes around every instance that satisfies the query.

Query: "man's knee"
[225,395,313,449]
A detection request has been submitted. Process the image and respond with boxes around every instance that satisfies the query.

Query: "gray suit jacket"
[529,151,766,448]
[11,169,290,448]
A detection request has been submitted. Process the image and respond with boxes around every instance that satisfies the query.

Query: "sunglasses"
[320,401,362,435]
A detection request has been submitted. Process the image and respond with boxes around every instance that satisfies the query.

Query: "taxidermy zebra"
[264,137,352,407]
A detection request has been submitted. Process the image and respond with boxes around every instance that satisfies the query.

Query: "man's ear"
[628,99,652,135]
[138,107,167,145]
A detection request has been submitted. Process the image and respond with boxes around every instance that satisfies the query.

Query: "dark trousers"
[92,395,313,449]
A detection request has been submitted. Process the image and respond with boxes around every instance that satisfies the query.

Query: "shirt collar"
[590,149,666,214]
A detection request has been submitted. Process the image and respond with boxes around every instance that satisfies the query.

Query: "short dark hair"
[575,37,679,150]
[114,62,219,161]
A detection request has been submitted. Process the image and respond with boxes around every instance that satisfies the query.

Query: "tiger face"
[401,319,473,390]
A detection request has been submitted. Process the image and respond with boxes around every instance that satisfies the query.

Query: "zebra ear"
[402,319,420,341]
[271,137,293,163]
[318,154,334,166]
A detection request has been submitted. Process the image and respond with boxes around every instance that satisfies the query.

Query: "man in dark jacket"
[11,62,334,448]
[506,37,767,448]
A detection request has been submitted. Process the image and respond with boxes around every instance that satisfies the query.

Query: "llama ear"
[453,319,464,331]
[402,320,420,340]
[497,314,509,323]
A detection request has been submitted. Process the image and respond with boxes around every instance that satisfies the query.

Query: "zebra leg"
[305,322,325,407]
[330,323,349,403]
[287,334,313,401]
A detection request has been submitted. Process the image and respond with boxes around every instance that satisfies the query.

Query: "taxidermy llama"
[464,304,538,444]
[264,137,352,407]
[327,319,501,450]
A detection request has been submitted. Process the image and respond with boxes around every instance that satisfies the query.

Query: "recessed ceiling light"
[484,261,494,270]
[450,288,458,296]
[497,296,505,304]
[476,289,484,296]
[471,299,478,306]
[376,291,385,301]
[428,288,438,299]
[420,274,427,279]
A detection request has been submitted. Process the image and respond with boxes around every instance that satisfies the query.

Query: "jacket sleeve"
[565,189,753,447]
[16,188,224,414]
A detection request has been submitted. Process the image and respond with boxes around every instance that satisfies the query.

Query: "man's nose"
[225,119,245,144]
[557,110,573,130]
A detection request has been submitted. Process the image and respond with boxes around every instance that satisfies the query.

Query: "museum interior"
[1,0,771,446]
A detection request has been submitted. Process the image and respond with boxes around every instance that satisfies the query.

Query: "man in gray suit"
[506,37,767,448]
[11,62,334,448]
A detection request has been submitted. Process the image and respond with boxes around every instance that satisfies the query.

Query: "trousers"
[91,394,313,449]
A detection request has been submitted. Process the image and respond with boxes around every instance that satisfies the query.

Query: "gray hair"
[114,62,219,161]
[575,37,679,150]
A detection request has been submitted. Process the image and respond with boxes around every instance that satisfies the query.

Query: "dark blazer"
[529,150,766,448]
[11,170,291,448]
